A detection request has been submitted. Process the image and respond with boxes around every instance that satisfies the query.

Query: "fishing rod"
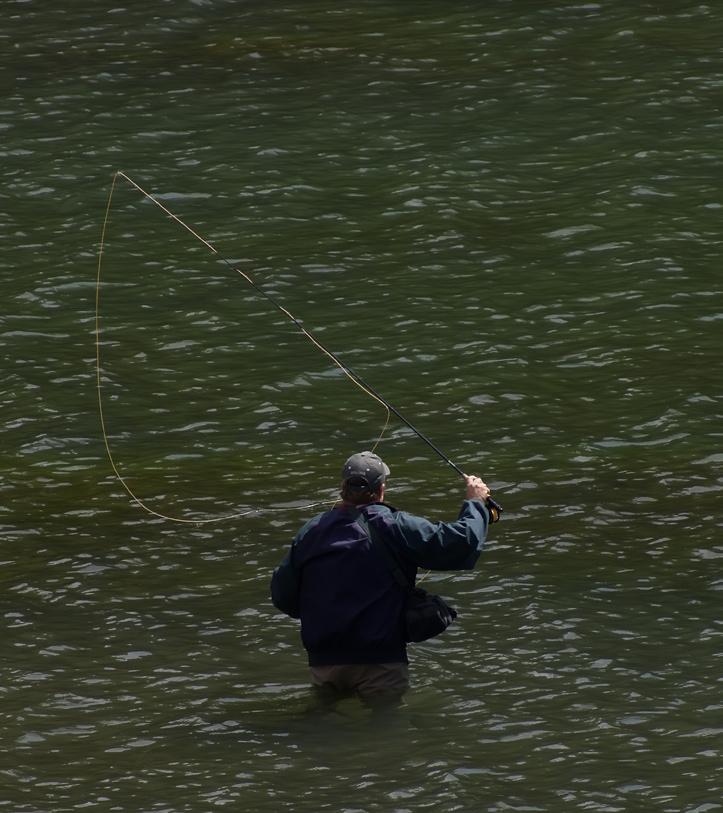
[104,171,502,521]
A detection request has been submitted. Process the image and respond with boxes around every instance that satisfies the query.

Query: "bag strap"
[356,509,413,594]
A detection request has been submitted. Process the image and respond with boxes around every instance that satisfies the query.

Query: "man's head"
[340,451,390,505]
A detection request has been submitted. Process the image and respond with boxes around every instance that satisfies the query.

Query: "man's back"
[291,505,410,666]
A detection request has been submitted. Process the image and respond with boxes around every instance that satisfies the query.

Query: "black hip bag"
[356,511,457,643]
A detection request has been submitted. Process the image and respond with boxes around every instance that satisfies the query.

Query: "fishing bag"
[356,512,457,643]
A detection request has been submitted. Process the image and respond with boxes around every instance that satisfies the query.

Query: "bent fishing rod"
[103,171,502,521]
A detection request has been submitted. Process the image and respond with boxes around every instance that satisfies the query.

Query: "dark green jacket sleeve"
[392,499,489,570]
[270,549,301,619]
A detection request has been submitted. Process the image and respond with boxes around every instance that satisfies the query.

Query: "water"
[2,1,721,810]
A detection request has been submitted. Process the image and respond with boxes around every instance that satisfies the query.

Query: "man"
[270,450,494,707]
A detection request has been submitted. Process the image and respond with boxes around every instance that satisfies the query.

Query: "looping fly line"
[96,170,392,523]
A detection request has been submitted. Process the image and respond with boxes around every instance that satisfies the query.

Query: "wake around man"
[270,451,494,707]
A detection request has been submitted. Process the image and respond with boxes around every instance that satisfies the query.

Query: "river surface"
[1,1,721,811]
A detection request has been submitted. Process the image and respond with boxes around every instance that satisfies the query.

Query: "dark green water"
[2,1,721,811]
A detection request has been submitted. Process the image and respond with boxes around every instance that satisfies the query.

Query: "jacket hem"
[307,648,408,667]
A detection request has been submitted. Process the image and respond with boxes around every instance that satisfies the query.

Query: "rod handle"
[486,496,503,523]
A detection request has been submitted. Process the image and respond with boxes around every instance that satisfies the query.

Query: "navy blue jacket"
[270,499,490,666]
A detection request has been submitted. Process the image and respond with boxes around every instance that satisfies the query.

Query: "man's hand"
[465,475,490,502]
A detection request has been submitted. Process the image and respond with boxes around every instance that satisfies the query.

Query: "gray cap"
[341,451,390,492]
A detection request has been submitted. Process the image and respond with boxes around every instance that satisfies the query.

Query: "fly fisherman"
[270,451,496,708]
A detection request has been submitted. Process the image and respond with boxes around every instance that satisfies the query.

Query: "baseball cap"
[341,451,390,492]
